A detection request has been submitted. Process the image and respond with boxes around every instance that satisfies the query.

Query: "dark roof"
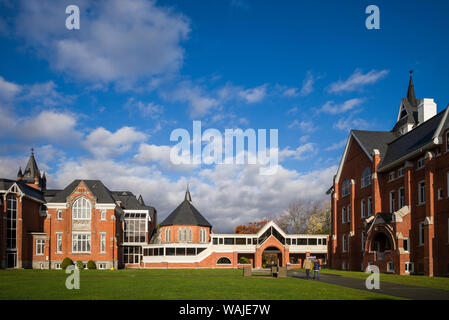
[352,130,396,159]
[111,191,155,220]
[160,199,212,228]
[48,180,116,203]
[379,110,445,170]
[0,178,44,202]
[22,151,40,183]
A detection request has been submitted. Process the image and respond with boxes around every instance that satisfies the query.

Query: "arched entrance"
[262,246,283,268]
[371,232,392,252]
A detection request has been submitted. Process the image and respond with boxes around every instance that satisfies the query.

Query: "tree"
[274,199,330,235]
[306,200,331,234]
[235,220,269,234]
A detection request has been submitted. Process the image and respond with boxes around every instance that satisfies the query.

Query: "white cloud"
[82,126,147,157]
[20,110,82,143]
[288,120,317,133]
[134,143,197,171]
[299,71,316,96]
[334,117,370,131]
[282,87,299,97]
[0,76,21,101]
[48,155,336,232]
[325,139,347,151]
[238,84,267,103]
[10,0,190,83]
[286,106,298,115]
[319,98,364,114]
[20,81,75,107]
[279,143,316,161]
[328,69,389,93]
[125,97,164,119]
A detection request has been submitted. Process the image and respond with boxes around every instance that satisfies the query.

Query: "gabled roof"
[160,191,212,228]
[0,178,44,202]
[379,109,446,171]
[22,151,40,183]
[48,179,116,204]
[352,130,396,160]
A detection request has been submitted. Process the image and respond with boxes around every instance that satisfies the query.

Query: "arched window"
[342,179,351,197]
[361,168,372,187]
[165,228,171,243]
[72,197,91,220]
[216,257,232,265]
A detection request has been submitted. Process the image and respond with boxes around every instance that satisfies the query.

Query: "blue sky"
[0,0,448,231]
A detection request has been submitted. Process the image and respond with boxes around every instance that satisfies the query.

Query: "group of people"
[303,257,320,280]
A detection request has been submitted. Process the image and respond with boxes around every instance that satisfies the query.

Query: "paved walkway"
[288,270,449,300]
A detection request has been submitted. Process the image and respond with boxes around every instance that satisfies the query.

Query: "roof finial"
[185,184,192,202]
[31,147,34,155]
[407,70,417,107]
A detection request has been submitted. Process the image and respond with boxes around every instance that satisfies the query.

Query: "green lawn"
[320,269,449,291]
[0,269,400,300]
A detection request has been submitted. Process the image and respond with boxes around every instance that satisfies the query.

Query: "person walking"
[303,258,313,280]
[313,259,320,280]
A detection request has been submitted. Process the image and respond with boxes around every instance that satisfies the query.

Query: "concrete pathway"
[288,270,449,300]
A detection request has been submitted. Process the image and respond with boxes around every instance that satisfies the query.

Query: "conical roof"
[22,149,40,183]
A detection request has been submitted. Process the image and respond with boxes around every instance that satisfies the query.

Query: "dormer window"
[398,167,404,177]
[417,158,425,169]
[399,104,407,119]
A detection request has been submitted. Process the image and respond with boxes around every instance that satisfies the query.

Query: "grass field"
[0,269,401,300]
[320,269,449,291]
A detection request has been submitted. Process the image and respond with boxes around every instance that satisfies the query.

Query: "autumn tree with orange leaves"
[234,220,269,234]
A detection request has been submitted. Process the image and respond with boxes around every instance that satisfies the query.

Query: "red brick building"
[1,153,328,269]
[328,74,449,276]
[1,151,156,269]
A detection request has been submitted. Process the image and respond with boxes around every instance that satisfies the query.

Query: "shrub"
[61,257,74,270]
[87,260,96,270]
[239,257,251,264]
[76,260,84,270]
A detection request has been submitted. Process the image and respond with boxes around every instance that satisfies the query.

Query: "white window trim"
[57,210,62,220]
[389,171,395,181]
[56,232,63,253]
[347,205,351,224]
[405,262,414,274]
[101,210,106,221]
[72,232,91,253]
[361,199,366,218]
[72,197,92,220]
[36,239,45,256]
[387,261,393,272]
[418,181,426,205]
[100,232,106,253]
[403,237,409,252]
[342,207,346,224]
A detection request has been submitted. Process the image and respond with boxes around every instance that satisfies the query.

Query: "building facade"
[328,74,449,276]
[1,153,327,269]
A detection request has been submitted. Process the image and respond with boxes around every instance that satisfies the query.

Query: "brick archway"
[255,235,288,268]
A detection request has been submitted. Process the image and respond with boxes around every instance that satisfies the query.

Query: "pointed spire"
[22,148,40,183]
[17,167,23,180]
[185,184,192,202]
[407,70,417,107]
[138,195,145,205]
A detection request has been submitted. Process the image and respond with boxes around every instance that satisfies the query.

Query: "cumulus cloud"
[82,126,147,157]
[299,71,317,96]
[319,98,364,114]
[279,143,316,161]
[325,139,347,151]
[49,155,336,232]
[238,84,267,103]
[8,0,190,83]
[328,69,389,93]
[0,76,21,101]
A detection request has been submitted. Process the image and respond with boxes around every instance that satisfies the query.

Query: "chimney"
[418,98,437,124]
